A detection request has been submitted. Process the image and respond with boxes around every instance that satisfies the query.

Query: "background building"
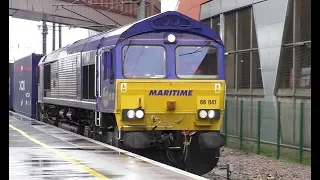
[177,0,311,153]
[87,0,161,36]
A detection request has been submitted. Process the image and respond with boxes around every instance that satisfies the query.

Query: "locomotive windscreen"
[175,46,218,79]
[122,45,166,78]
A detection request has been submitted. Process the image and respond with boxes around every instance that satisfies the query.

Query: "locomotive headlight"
[127,110,135,119]
[135,109,144,119]
[122,109,146,120]
[198,109,220,120]
[167,34,176,43]
[208,110,215,118]
[199,110,207,119]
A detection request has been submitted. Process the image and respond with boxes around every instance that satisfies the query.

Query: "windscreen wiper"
[123,40,132,63]
[178,41,211,57]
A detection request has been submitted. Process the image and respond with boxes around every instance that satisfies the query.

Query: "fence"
[221,99,311,166]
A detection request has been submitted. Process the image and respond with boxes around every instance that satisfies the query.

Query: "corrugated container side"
[38,56,46,103]
[32,54,43,118]
[9,62,14,110]
[13,53,43,118]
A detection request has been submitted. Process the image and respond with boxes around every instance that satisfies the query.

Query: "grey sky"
[9,17,89,62]
[9,0,178,62]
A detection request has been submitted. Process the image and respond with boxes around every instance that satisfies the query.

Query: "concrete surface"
[9,113,208,180]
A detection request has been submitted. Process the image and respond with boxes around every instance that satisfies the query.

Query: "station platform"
[9,112,209,180]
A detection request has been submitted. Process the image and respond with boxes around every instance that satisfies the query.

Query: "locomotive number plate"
[197,96,220,109]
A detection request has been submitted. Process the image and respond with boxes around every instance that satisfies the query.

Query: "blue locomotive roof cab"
[40,11,225,80]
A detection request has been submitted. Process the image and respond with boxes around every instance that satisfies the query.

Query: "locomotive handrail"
[94,55,97,98]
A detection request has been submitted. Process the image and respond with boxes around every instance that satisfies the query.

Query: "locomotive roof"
[42,11,223,64]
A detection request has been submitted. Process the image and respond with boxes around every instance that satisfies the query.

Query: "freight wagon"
[13,53,43,118]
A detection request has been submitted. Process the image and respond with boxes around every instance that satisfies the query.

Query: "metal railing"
[222,99,311,165]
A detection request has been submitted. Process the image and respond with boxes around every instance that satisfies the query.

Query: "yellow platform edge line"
[9,124,110,180]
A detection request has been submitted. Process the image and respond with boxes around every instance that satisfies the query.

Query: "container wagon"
[9,62,14,111]
[13,53,43,118]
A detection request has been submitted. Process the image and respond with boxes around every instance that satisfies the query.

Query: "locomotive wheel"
[183,133,220,175]
[184,149,219,175]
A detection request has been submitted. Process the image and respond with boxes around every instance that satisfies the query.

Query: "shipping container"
[9,62,14,110]
[13,53,43,118]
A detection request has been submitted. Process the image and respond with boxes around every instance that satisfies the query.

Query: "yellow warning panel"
[215,83,222,93]
[120,83,127,93]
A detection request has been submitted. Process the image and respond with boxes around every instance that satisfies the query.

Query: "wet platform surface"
[9,112,208,180]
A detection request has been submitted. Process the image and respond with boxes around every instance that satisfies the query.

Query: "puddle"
[99,174,125,179]
[30,121,45,126]
[68,139,88,143]
[130,159,150,164]
[95,151,126,155]
[24,159,126,179]
[56,147,122,153]
[23,159,66,167]
[42,169,90,176]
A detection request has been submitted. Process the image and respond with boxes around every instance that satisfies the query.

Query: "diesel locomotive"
[36,11,226,175]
